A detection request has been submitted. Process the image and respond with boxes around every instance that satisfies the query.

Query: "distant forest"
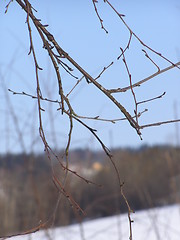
[0,145,180,236]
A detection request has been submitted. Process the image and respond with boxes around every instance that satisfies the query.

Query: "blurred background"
[0,0,180,238]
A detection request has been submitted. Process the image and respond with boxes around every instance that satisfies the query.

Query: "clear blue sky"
[0,0,180,154]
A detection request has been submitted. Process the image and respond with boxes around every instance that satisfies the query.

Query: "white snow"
[11,204,180,240]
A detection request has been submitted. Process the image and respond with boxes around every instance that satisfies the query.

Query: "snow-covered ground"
[12,204,180,240]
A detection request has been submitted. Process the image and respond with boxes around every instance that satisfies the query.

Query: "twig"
[95,61,114,80]
[105,0,180,70]
[121,48,139,132]
[5,0,13,13]
[8,88,147,124]
[15,0,141,137]
[92,0,108,33]
[137,92,166,105]
[66,76,85,98]
[117,32,132,60]
[140,118,180,129]
[108,61,180,93]
[142,49,160,72]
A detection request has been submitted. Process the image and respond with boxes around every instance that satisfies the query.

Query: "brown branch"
[121,48,140,132]
[5,0,13,13]
[24,0,48,156]
[52,175,85,215]
[105,0,180,70]
[15,0,141,137]
[142,49,160,72]
[108,61,180,93]
[92,0,108,33]
[8,88,147,125]
[66,76,85,98]
[9,2,179,240]
[117,32,132,60]
[17,5,79,223]
[39,32,65,113]
[68,111,135,227]
[0,221,47,239]
[137,92,166,105]
[95,61,114,80]
[140,118,180,129]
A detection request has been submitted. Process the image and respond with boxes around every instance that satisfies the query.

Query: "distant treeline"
[0,145,180,236]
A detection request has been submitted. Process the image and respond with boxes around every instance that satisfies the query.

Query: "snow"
[11,204,180,240]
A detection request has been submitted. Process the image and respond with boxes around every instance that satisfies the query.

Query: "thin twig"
[15,0,140,137]
[108,61,180,93]
[66,76,85,98]
[5,0,13,13]
[92,0,108,33]
[117,32,132,60]
[121,48,139,132]
[95,61,114,80]
[137,92,166,105]
[8,88,147,124]
[140,118,180,129]
[105,0,180,70]
[142,49,160,72]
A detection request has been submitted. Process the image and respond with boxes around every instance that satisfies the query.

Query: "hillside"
[0,145,180,237]
[9,204,180,240]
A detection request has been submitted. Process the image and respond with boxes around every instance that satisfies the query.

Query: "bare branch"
[142,49,160,72]
[140,118,180,129]
[5,0,13,13]
[108,61,180,93]
[15,0,141,137]
[92,0,108,33]
[95,61,114,80]
[117,32,132,60]
[121,48,140,132]
[105,0,180,70]
[137,92,166,106]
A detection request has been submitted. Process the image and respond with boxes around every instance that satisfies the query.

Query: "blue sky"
[0,0,180,154]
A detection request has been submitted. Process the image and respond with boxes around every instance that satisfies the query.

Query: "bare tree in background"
[2,0,180,239]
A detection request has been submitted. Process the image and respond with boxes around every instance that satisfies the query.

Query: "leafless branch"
[120,48,140,132]
[140,118,180,129]
[137,92,166,106]
[15,0,142,138]
[95,61,114,80]
[108,61,180,93]
[5,0,13,13]
[117,32,132,60]
[92,0,108,33]
[142,49,160,72]
[8,89,147,125]
[105,0,180,70]
[3,1,179,240]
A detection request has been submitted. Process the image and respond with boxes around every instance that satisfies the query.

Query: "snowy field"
[12,204,180,240]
